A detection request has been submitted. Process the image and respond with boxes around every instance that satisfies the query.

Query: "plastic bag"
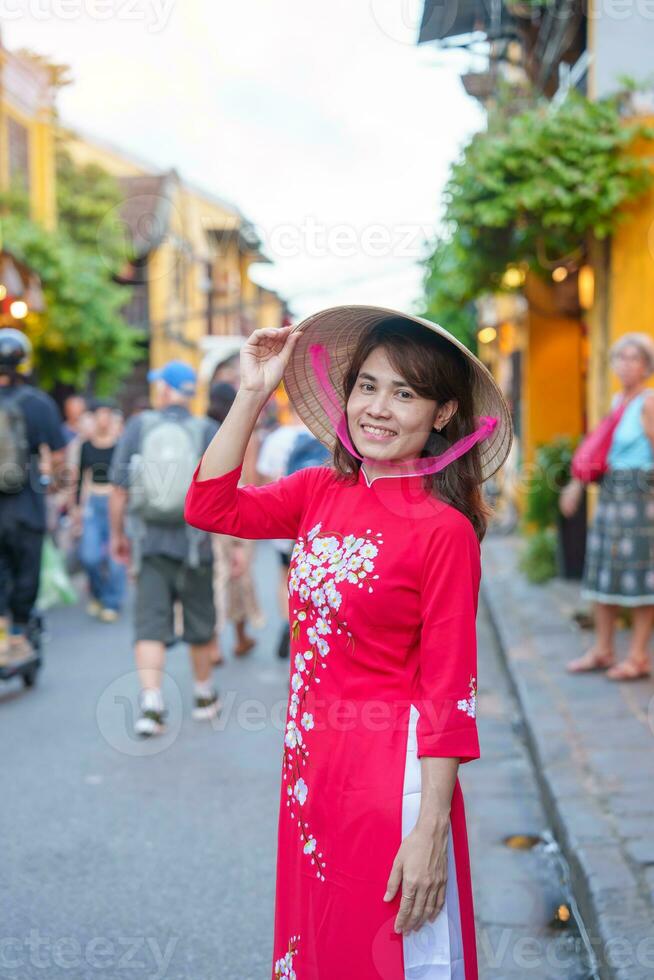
[37,535,78,610]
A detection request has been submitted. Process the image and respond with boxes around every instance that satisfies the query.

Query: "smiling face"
[346,346,445,464]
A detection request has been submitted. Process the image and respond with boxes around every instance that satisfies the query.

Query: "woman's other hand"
[383,823,449,935]
[559,478,584,518]
[240,325,302,398]
[110,532,131,566]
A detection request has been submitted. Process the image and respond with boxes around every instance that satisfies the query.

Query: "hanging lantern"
[578,265,595,311]
[9,300,28,320]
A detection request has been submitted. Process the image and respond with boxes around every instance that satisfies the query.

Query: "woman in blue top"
[562,333,654,681]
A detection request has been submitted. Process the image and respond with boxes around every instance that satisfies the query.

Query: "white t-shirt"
[257,424,308,555]
[257,424,307,480]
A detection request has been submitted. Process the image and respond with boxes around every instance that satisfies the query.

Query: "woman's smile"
[359,421,398,442]
[346,347,442,471]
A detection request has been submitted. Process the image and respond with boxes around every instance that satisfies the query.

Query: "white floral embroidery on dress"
[457,675,477,719]
[283,521,383,882]
[274,935,300,979]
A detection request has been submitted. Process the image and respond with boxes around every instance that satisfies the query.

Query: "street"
[2,5,654,979]
[1,541,592,979]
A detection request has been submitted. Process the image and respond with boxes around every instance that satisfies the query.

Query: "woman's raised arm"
[197,324,302,481]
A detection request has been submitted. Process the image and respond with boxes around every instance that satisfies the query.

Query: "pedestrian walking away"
[561,332,654,682]
[0,329,66,667]
[109,360,221,736]
[185,307,512,979]
[75,398,126,623]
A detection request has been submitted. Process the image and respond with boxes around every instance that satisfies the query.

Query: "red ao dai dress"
[184,459,482,980]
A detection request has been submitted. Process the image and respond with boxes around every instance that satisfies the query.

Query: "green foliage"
[0,181,30,221]
[0,147,142,393]
[423,92,654,316]
[524,436,577,529]
[56,146,127,267]
[1,214,142,394]
[518,528,558,583]
[418,298,477,351]
[519,436,578,584]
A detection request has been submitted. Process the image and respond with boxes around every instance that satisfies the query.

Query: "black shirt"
[76,441,116,503]
[0,382,66,532]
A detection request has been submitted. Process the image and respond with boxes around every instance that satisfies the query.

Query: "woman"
[207,381,264,660]
[75,399,126,622]
[562,333,654,681]
[185,307,512,979]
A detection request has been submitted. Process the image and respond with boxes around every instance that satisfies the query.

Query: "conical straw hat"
[283,305,513,483]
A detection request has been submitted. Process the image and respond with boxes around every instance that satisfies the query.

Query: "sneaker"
[87,599,102,618]
[192,689,221,721]
[135,693,167,738]
[99,608,119,624]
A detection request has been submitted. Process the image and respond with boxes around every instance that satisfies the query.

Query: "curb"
[480,537,654,980]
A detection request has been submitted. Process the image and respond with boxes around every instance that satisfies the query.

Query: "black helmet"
[0,329,32,369]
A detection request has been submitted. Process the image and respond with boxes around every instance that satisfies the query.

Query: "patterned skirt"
[581,467,654,606]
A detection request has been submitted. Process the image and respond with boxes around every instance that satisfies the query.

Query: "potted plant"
[523,436,586,580]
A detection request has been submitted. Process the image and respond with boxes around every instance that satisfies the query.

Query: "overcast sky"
[3,1,484,319]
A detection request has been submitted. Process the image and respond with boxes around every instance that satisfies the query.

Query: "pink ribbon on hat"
[309,343,498,478]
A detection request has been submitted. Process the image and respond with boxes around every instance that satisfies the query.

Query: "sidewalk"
[480,535,654,980]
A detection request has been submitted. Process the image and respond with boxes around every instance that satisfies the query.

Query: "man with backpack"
[0,329,66,663]
[109,360,221,737]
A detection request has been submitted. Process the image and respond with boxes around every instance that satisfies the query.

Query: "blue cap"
[147,360,197,395]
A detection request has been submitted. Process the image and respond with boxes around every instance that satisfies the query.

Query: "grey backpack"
[129,411,206,523]
[0,387,30,493]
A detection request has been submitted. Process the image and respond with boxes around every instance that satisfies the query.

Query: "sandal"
[566,650,616,673]
[234,636,256,657]
[606,658,651,682]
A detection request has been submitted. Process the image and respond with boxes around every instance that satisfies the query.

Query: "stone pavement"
[465,603,591,979]
[481,534,654,980]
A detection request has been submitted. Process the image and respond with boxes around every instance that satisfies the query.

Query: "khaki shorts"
[134,554,216,646]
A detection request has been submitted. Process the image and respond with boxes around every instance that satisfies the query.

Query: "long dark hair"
[332,317,493,542]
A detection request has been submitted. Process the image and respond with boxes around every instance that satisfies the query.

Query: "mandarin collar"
[357,462,430,491]
[354,462,447,519]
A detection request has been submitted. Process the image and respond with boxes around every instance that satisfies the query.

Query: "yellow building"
[419,0,654,491]
[63,130,286,411]
[0,43,56,229]
[588,124,654,426]
[0,42,56,325]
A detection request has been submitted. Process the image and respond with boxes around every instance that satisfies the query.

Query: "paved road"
[1,542,591,979]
